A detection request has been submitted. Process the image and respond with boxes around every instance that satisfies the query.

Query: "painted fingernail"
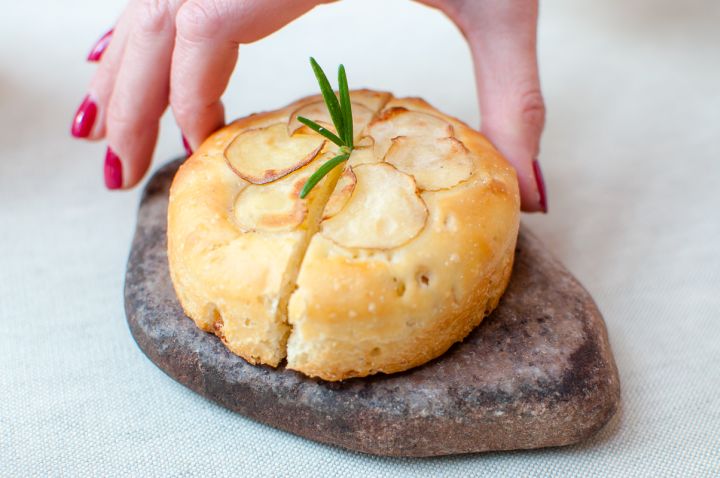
[87,29,114,62]
[532,159,548,213]
[71,95,97,138]
[104,147,123,190]
[182,135,193,157]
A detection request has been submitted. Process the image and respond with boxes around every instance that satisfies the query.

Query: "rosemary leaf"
[338,65,353,147]
[297,116,344,147]
[310,57,345,142]
[299,152,350,199]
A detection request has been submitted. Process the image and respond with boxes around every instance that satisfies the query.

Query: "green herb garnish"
[299,58,354,198]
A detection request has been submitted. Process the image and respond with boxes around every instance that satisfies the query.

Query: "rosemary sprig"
[337,65,353,145]
[297,116,343,146]
[299,152,350,199]
[298,58,354,198]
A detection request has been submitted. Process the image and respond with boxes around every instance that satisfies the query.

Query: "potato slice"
[233,173,308,233]
[355,136,374,148]
[288,101,374,137]
[346,137,378,167]
[384,136,474,190]
[323,167,357,220]
[225,123,324,184]
[321,163,427,249]
[346,148,376,167]
[233,153,333,232]
[367,107,455,159]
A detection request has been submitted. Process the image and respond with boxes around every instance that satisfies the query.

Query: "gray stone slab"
[124,159,620,457]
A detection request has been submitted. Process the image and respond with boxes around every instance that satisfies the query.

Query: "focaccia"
[168,90,520,381]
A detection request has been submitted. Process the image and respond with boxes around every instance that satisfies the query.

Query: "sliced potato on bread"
[321,163,427,249]
[367,107,454,159]
[233,171,308,233]
[346,137,377,167]
[225,123,325,184]
[384,136,474,190]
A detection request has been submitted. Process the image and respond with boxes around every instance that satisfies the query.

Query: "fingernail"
[532,159,548,213]
[87,29,114,62]
[104,147,123,190]
[71,95,97,138]
[182,135,193,157]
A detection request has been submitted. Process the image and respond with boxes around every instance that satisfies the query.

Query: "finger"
[105,0,186,188]
[171,0,332,150]
[469,1,546,212]
[440,0,547,212]
[72,8,133,141]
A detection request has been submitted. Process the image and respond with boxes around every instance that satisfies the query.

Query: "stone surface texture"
[124,160,620,457]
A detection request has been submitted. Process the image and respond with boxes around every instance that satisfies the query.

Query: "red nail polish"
[71,96,97,138]
[182,135,193,157]
[104,147,123,190]
[87,29,114,62]
[532,159,548,213]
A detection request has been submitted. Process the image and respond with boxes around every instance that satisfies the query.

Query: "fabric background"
[1,0,718,476]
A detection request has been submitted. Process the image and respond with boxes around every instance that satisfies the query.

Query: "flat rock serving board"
[125,159,620,457]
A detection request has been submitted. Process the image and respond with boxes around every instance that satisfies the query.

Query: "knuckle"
[169,96,198,129]
[176,0,225,42]
[105,105,132,134]
[170,98,191,123]
[518,88,546,130]
[106,98,142,136]
[169,88,192,116]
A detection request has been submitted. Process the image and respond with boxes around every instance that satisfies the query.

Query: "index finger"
[171,0,334,150]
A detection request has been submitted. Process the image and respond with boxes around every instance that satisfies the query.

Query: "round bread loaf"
[168,90,520,381]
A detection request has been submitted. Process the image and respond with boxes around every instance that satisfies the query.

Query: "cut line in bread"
[270,92,393,363]
[322,167,357,220]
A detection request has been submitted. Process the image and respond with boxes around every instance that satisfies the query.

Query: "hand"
[71,0,546,212]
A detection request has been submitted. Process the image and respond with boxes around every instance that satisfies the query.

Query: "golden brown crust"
[168,91,519,380]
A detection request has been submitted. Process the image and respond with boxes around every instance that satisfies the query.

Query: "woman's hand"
[71,0,546,212]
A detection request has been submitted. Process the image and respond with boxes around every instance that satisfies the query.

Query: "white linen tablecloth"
[1,0,718,476]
